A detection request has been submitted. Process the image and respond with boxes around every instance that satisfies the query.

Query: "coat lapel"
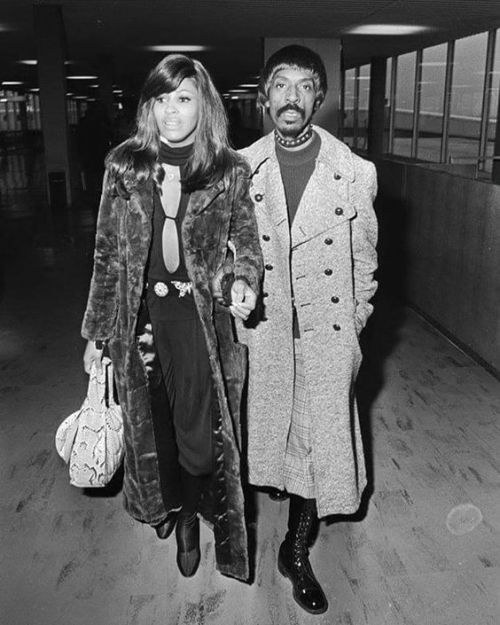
[187,180,226,217]
[291,126,356,248]
[249,134,291,251]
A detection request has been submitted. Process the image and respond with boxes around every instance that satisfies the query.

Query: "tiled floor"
[1,149,499,624]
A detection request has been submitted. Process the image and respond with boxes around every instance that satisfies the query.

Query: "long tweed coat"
[239,126,378,518]
[81,159,263,581]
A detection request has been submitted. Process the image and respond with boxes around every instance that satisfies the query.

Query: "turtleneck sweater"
[275,132,321,224]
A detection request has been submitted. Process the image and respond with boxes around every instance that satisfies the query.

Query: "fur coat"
[81,159,263,581]
[238,126,378,518]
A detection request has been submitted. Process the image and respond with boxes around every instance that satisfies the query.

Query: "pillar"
[262,38,342,136]
[33,3,72,225]
[367,57,387,156]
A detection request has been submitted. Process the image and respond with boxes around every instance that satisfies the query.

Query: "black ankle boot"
[176,511,200,577]
[277,497,328,615]
[153,509,179,540]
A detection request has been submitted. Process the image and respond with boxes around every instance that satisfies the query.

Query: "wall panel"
[375,158,500,374]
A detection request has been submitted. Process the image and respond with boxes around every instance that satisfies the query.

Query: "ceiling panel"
[0,0,499,95]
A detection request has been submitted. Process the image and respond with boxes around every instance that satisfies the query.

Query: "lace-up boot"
[277,496,328,615]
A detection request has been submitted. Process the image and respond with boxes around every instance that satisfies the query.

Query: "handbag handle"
[105,361,118,408]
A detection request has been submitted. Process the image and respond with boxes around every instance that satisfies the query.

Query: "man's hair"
[107,54,237,193]
[258,45,328,108]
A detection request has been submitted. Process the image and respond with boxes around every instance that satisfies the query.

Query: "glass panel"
[0,90,7,132]
[356,64,370,150]
[343,68,356,147]
[384,58,392,153]
[393,51,416,157]
[485,30,500,173]
[417,43,447,161]
[448,32,488,163]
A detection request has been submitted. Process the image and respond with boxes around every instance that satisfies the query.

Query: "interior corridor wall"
[374,158,500,375]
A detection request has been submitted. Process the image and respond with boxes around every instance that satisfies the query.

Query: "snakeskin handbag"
[55,361,124,487]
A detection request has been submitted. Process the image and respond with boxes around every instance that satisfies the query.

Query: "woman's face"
[153,77,200,147]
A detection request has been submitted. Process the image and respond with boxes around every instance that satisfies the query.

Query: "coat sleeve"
[228,161,264,295]
[352,160,378,334]
[81,170,120,341]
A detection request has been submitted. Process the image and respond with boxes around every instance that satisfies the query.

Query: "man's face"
[266,66,318,138]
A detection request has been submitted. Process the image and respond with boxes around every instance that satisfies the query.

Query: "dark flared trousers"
[147,289,214,476]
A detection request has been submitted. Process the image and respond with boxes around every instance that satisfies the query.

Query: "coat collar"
[247,125,355,183]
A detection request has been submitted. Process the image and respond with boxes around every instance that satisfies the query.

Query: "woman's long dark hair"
[107,54,237,193]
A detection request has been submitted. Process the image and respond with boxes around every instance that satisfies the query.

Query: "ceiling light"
[66,75,98,80]
[89,84,99,88]
[238,83,258,88]
[113,89,123,94]
[2,81,23,86]
[30,88,40,92]
[73,96,87,100]
[18,59,37,66]
[228,89,248,93]
[66,92,74,96]
[345,24,432,35]
[144,45,211,52]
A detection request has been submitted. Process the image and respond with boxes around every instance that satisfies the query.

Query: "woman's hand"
[230,280,257,321]
[83,340,104,374]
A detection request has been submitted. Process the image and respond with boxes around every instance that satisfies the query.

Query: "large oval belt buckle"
[153,281,169,297]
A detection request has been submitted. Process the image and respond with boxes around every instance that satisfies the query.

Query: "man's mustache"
[277,103,305,118]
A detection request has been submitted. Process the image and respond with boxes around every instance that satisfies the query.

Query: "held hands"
[83,340,104,374]
[230,279,257,321]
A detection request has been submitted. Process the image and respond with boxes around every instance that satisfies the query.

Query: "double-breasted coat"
[81,159,263,581]
[238,126,378,518]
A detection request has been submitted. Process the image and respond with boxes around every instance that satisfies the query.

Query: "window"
[485,30,500,173]
[394,51,417,157]
[448,32,488,163]
[417,43,447,161]
[343,68,356,147]
[356,64,370,150]
[384,57,393,152]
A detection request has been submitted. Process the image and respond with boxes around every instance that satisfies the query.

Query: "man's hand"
[83,340,104,374]
[230,279,257,320]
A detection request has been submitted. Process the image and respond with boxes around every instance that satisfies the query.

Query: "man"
[238,45,378,615]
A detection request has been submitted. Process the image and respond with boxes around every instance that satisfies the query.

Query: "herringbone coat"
[239,126,378,518]
[81,159,263,580]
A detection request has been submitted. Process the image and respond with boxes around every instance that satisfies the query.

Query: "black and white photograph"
[1,1,500,623]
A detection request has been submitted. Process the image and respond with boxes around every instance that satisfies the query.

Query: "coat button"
[334,173,342,180]
[324,268,333,276]
[262,234,270,241]
[331,296,339,303]
[324,238,333,245]
[335,207,343,216]
[265,264,273,271]
[333,324,341,331]
[263,292,269,298]
[255,193,264,202]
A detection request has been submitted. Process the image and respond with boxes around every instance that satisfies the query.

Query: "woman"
[81,54,262,581]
